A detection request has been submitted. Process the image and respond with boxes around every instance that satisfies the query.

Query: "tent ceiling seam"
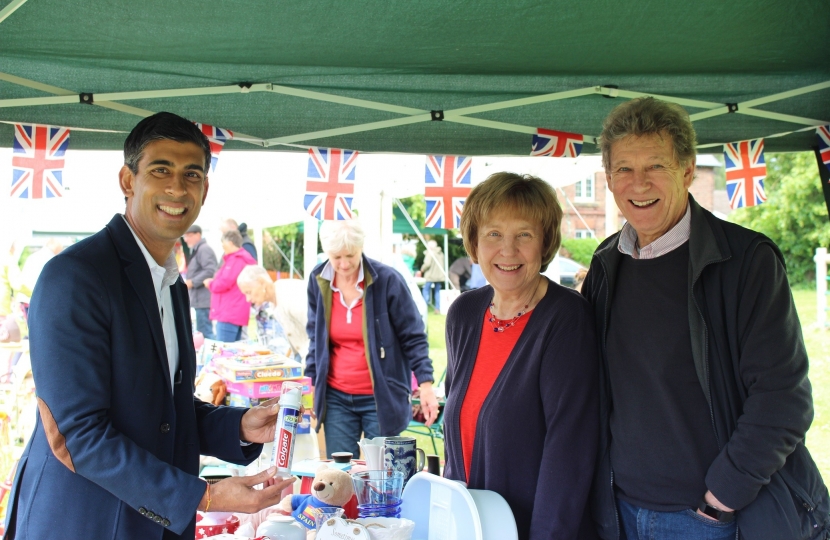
[0,0,29,25]
[0,71,826,152]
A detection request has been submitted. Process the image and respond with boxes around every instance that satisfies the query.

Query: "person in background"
[0,239,23,342]
[306,219,439,459]
[220,218,257,262]
[18,237,63,318]
[183,224,217,340]
[420,239,444,313]
[0,240,21,318]
[466,262,487,289]
[582,97,828,539]
[442,172,599,540]
[237,265,309,361]
[237,222,258,262]
[448,256,472,292]
[4,112,293,540]
[205,229,255,342]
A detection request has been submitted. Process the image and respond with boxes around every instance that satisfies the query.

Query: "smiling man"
[5,113,294,540]
[582,98,829,540]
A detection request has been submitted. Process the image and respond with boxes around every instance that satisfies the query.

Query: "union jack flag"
[531,128,583,158]
[194,123,233,172]
[11,123,69,199]
[724,139,767,209]
[304,147,358,221]
[424,155,472,229]
[817,125,830,171]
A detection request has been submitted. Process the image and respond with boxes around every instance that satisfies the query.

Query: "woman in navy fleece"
[442,172,600,540]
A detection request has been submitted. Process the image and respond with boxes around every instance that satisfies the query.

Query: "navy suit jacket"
[5,215,262,540]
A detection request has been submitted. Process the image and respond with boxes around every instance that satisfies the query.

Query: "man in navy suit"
[4,113,294,539]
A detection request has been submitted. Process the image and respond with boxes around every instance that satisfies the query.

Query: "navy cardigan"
[305,256,434,436]
[443,280,600,540]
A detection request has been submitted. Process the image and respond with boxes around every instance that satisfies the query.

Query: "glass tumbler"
[350,470,405,518]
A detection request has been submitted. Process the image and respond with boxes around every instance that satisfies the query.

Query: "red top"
[459,308,530,479]
[327,286,373,395]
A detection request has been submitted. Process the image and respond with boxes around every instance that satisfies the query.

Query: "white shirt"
[121,216,180,389]
[617,203,692,260]
[321,258,365,324]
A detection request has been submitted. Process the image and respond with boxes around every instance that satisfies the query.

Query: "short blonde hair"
[600,97,697,170]
[460,172,562,272]
[319,219,365,255]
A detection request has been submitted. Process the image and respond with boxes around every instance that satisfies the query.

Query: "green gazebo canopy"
[0,0,828,155]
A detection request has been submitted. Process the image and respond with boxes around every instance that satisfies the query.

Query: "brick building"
[558,155,727,240]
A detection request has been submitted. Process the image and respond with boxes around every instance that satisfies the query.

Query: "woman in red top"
[442,172,600,540]
[305,219,440,459]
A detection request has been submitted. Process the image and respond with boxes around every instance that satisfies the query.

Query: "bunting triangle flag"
[304,147,358,221]
[531,128,583,158]
[817,125,830,172]
[11,123,70,199]
[424,155,472,229]
[194,123,233,172]
[724,139,767,209]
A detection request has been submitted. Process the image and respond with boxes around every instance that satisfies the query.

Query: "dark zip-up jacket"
[305,255,434,435]
[582,196,829,540]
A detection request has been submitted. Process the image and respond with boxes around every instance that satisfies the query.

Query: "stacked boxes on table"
[204,343,314,434]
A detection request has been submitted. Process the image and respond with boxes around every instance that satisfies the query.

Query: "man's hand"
[240,399,280,444]
[696,490,734,521]
[185,279,193,289]
[198,467,294,514]
[203,278,213,289]
[418,382,440,426]
[239,398,306,444]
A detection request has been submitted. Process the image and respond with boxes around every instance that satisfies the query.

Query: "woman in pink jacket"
[205,229,256,342]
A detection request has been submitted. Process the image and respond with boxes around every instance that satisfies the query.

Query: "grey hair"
[237,265,271,287]
[600,97,697,170]
[221,229,243,247]
[319,219,365,255]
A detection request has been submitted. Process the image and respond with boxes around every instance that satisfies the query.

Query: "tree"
[728,152,830,285]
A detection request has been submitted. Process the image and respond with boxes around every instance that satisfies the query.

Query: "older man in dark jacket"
[582,97,829,540]
[184,225,217,340]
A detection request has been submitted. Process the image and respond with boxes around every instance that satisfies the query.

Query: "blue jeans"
[215,321,242,342]
[618,498,737,540]
[422,282,441,311]
[194,308,214,340]
[323,387,381,458]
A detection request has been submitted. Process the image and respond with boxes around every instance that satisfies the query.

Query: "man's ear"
[202,176,210,205]
[682,160,695,188]
[119,165,134,199]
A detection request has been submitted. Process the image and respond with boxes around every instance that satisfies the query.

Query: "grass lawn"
[794,288,830,478]
[412,289,830,478]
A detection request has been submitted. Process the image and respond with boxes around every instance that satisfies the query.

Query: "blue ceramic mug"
[383,436,426,483]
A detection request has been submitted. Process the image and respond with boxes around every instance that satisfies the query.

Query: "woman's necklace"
[488,280,539,333]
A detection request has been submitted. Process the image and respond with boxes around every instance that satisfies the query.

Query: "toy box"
[214,357,303,382]
[224,376,312,399]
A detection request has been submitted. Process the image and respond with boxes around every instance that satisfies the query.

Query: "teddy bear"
[278,465,355,537]
[194,371,227,406]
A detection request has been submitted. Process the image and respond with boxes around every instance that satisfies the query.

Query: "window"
[575,229,595,239]
[574,175,594,202]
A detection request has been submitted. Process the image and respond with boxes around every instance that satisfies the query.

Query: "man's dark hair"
[123,112,212,173]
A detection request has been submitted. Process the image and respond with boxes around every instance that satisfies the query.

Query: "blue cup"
[351,470,405,518]
[384,436,426,484]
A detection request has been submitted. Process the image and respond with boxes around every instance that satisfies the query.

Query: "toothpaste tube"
[270,380,304,478]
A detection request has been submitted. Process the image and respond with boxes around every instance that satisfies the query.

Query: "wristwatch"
[698,500,735,523]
